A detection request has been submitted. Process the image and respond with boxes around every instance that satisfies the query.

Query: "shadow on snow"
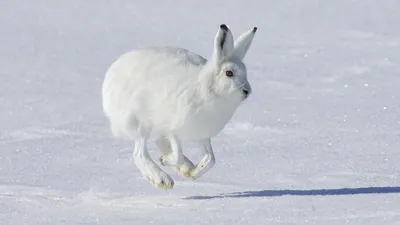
[184,186,400,200]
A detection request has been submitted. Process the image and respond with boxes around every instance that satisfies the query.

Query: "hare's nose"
[243,89,249,96]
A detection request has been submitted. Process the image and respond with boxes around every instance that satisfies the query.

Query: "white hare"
[102,24,257,189]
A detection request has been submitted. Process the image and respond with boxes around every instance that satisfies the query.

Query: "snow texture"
[1,0,399,224]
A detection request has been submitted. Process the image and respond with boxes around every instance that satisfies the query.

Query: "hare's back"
[148,47,207,66]
[124,46,206,70]
[142,46,206,66]
[108,47,207,84]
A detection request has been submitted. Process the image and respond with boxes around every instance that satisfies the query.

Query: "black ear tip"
[253,27,258,32]
[220,24,228,30]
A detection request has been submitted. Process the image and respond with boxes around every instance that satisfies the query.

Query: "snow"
[1,0,399,224]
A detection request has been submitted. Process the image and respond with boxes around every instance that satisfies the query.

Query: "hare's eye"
[225,70,233,77]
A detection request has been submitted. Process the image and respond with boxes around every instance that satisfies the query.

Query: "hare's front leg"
[158,135,185,167]
[156,136,195,178]
[133,132,174,189]
[190,139,216,179]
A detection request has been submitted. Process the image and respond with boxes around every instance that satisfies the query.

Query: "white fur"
[102,24,257,189]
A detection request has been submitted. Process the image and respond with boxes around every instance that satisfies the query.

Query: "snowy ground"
[1,0,400,224]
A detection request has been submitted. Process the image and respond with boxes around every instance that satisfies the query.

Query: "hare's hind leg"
[133,128,174,189]
[156,136,195,178]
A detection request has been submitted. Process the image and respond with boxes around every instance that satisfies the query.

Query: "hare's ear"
[232,27,257,60]
[212,24,234,62]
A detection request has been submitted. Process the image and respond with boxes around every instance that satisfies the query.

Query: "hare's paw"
[190,153,215,180]
[159,153,184,167]
[171,156,195,178]
[144,172,174,189]
[136,159,174,189]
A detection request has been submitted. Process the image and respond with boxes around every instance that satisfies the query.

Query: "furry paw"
[171,156,195,178]
[159,153,184,167]
[136,159,174,189]
[189,153,215,180]
[143,172,174,189]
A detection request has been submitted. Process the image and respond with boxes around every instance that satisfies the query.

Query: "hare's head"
[205,24,257,102]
